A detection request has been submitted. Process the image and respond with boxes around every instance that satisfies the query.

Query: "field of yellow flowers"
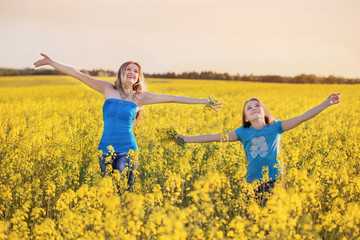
[0,76,359,239]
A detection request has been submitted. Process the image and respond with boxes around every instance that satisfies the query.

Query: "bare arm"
[138,92,222,111]
[34,53,113,95]
[282,93,341,132]
[178,131,238,143]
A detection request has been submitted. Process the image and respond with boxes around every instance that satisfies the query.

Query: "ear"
[244,113,249,122]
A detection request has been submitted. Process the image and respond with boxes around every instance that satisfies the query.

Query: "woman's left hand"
[207,97,222,112]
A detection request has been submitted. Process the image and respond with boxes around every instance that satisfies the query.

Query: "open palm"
[34,53,52,68]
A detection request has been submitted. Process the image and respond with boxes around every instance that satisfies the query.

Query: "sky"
[0,0,359,78]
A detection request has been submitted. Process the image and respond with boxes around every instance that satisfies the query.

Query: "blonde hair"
[114,61,147,123]
[242,98,275,128]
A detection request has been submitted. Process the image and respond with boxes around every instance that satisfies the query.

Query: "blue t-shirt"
[235,121,284,183]
[98,98,138,153]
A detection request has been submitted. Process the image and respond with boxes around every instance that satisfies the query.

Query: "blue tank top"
[98,98,138,153]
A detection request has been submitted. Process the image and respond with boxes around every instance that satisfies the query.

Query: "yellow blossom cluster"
[0,76,359,239]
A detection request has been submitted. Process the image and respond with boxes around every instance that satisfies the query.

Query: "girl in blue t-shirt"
[178,94,340,205]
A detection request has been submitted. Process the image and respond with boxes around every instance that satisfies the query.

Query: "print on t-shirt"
[249,136,268,158]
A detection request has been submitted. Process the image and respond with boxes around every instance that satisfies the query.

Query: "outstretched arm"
[34,53,113,95]
[138,92,222,111]
[282,93,341,132]
[178,131,238,143]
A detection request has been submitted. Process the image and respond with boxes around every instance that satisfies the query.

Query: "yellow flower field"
[0,76,359,239]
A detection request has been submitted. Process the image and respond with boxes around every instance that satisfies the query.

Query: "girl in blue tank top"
[34,53,222,193]
[178,94,340,206]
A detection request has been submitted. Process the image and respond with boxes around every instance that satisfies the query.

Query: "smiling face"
[123,63,139,85]
[114,61,146,93]
[242,98,275,128]
[244,100,265,122]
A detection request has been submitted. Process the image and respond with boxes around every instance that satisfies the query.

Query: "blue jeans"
[254,180,276,207]
[99,152,138,192]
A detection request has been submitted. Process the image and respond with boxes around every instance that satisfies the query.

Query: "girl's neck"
[250,119,266,130]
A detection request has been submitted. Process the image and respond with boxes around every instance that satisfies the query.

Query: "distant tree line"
[0,68,63,76]
[1,67,359,84]
[145,71,360,84]
[0,68,116,77]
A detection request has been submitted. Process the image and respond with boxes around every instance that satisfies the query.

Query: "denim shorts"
[99,152,138,192]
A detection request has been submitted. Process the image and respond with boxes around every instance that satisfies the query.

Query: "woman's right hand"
[33,53,111,95]
[34,53,53,68]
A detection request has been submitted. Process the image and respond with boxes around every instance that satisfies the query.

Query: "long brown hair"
[114,61,147,123]
[242,98,275,128]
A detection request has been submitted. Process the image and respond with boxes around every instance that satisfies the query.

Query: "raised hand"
[34,53,53,68]
[281,93,341,132]
[206,97,222,112]
[326,93,341,106]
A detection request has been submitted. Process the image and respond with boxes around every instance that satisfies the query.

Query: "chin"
[126,79,136,84]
